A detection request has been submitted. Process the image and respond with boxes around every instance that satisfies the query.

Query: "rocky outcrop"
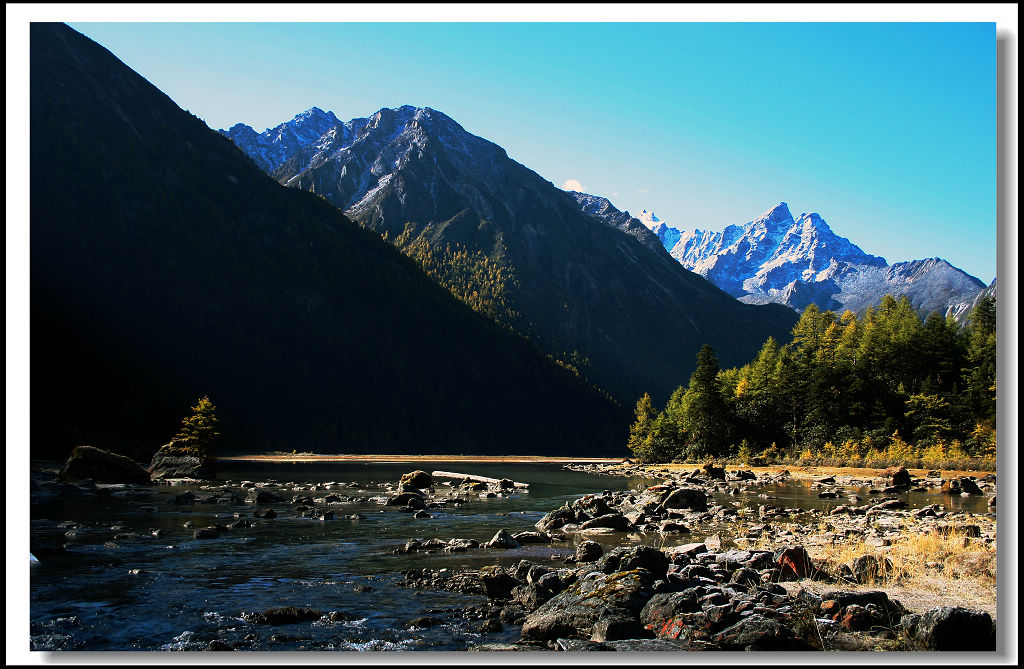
[519,569,657,642]
[900,606,996,651]
[58,445,151,484]
[148,443,216,480]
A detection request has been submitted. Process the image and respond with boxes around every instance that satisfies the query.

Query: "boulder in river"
[59,446,151,484]
[941,477,983,495]
[660,487,708,512]
[882,466,912,488]
[148,442,216,480]
[399,470,432,489]
[566,540,604,564]
[241,607,322,625]
[486,529,520,549]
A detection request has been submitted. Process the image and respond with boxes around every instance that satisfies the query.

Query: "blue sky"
[64,20,999,281]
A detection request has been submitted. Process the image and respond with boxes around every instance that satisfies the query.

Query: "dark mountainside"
[223,107,799,405]
[29,23,628,460]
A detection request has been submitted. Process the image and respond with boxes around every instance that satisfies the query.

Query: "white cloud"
[635,187,650,195]
[562,179,585,192]
[611,192,620,197]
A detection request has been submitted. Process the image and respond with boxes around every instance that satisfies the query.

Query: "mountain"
[642,202,985,317]
[29,22,629,460]
[222,108,799,404]
[946,277,998,323]
[564,191,665,254]
[224,107,340,173]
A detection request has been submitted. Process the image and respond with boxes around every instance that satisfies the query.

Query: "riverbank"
[219,454,625,464]
[561,460,998,619]
[30,455,998,652]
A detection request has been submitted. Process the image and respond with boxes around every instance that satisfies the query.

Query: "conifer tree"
[170,396,220,456]
[682,344,730,459]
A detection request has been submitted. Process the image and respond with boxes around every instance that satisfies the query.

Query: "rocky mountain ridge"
[221,106,798,404]
[576,199,987,318]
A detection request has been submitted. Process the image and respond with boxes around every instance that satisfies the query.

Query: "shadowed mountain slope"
[29,22,629,459]
[223,107,799,404]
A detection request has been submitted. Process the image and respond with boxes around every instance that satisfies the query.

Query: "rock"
[641,592,702,631]
[606,637,717,651]
[479,618,504,633]
[600,546,670,580]
[669,543,707,558]
[659,521,690,534]
[579,513,634,532]
[570,495,616,524]
[519,569,657,642]
[399,470,432,489]
[486,529,520,549]
[193,526,223,540]
[242,607,321,625]
[660,487,708,511]
[702,464,726,480]
[941,477,983,495]
[169,491,195,505]
[327,611,357,622]
[567,540,604,564]
[253,508,277,518]
[385,491,426,508]
[776,546,815,580]
[58,446,151,484]
[480,568,522,600]
[407,615,443,629]
[901,606,995,651]
[882,466,912,488]
[535,506,576,532]
[590,615,652,642]
[513,572,571,611]
[712,613,814,650]
[148,443,216,480]
[245,490,286,505]
[848,554,892,584]
[818,590,906,626]
[413,510,431,519]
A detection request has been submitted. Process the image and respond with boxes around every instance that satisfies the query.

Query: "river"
[28,459,991,651]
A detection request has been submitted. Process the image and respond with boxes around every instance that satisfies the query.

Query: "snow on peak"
[637,208,683,232]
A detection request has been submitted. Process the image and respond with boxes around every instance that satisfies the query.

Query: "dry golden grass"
[807,522,997,616]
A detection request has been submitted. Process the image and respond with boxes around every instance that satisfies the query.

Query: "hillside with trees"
[628,295,997,469]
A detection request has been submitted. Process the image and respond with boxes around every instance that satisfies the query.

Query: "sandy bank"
[218,454,624,465]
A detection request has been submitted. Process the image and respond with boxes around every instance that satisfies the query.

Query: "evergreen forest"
[627,295,998,470]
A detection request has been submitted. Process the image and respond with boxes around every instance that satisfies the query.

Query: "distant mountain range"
[590,199,989,319]
[222,107,798,404]
[29,23,630,459]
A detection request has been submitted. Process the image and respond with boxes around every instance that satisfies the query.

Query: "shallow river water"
[28,460,991,651]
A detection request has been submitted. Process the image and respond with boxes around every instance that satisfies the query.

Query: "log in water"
[431,470,530,489]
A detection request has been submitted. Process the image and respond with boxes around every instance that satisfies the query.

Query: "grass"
[806,521,997,615]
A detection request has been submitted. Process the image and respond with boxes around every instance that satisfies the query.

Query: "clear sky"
[61,18,999,282]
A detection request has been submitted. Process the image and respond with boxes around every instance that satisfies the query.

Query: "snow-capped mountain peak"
[644,201,983,315]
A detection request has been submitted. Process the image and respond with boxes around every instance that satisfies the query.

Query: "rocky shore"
[393,463,998,652]
[30,449,998,652]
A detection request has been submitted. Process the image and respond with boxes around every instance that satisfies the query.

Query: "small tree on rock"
[167,396,219,457]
